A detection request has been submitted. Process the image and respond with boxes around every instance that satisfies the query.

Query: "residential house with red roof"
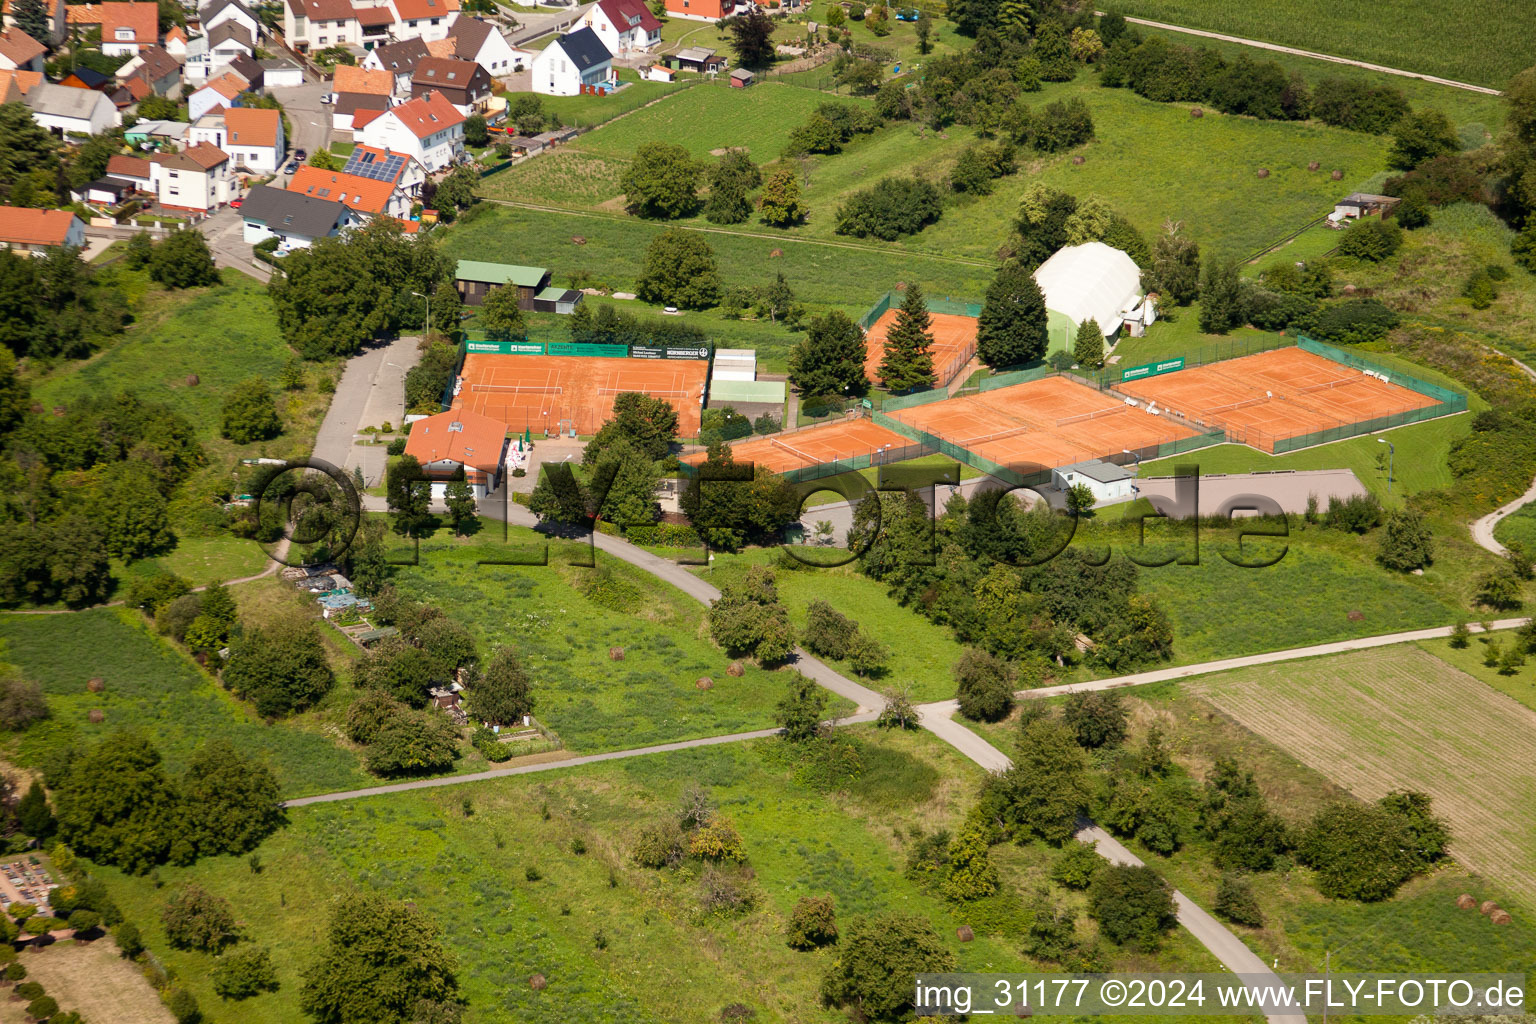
[289,164,409,219]
[355,89,463,172]
[116,44,182,96]
[0,67,41,102]
[106,153,154,190]
[90,2,160,56]
[387,0,458,43]
[162,23,187,57]
[0,206,85,253]
[149,141,232,211]
[3,0,65,46]
[361,35,429,93]
[0,27,44,71]
[343,142,425,200]
[191,105,284,172]
[583,0,659,55]
[663,0,737,22]
[404,408,509,499]
[187,69,247,120]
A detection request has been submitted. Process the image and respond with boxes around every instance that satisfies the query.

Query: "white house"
[187,70,247,121]
[1051,459,1138,507]
[191,106,284,172]
[93,2,160,57]
[641,63,673,83]
[25,82,119,136]
[200,0,259,40]
[387,0,458,43]
[106,153,155,190]
[444,16,526,75]
[582,0,659,56]
[149,141,233,211]
[355,89,463,172]
[1032,241,1145,354]
[240,184,352,247]
[530,27,612,98]
[403,408,509,500]
[0,27,45,71]
[282,0,358,52]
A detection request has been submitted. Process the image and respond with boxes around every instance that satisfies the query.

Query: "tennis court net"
[597,387,690,398]
[1296,375,1360,394]
[471,384,564,395]
[770,436,821,466]
[959,424,1030,445]
[1056,406,1130,428]
[1207,395,1273,415]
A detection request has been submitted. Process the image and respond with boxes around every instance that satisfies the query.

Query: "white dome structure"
[1032,241,1145,350]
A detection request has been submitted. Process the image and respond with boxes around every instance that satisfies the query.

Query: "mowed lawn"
[385,536,856,752]
[1494,499,1536,552]
[0,609,370,798]
[1105,0,1536,88]
[90,731,1018,1024]
[1188,645,1536,898]
[573,82,845,160]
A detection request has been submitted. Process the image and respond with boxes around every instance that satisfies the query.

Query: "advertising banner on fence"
[1121,357,1185,382]
[466,340,545,355]
[631,345,711,360]
[546,342,629,358]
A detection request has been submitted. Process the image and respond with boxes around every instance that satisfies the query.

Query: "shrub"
[802,600,858,659]
[1297,795,1446,900]
[1378,507,1433,570]
[1301,299,1399,345]
[819,914,955,1020]
[212,946,280,1000]
[162,884,237,952]
[632,819,685,868]
[0,674,48,730]
[1062,690,1128,748]
[1336,218,1402,262]
[1214,873,1263,926]
[1474,566,1523,609]
[689,817,747,862]
[834,176,944,240]
[954,647,1015,722]
[114,920,144,958]
[940,819,998,901]
[698,864,756,917]
[786,895,838,949]
[1050,841,1102,890]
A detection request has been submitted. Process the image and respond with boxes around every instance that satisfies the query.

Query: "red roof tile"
[0,206,80,247]
[288,165,395,214]
[406,408,507,473]
[384,89,463,138]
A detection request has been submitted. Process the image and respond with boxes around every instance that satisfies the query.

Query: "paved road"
[1100,12,1501,95]
[1470,479,1536,557]
[199,207,270,282]
[269,81,332,177]
[506,2,593,45]
[312,336,422,491]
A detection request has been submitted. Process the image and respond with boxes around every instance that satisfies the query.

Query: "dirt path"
[1469,344,1536,556]
[1100,12,1502,95]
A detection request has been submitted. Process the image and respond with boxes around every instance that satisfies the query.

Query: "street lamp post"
[1377,437,1395,493]
[412,290,429,337]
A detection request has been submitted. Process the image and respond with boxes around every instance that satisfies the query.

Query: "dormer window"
[115,27,132,39]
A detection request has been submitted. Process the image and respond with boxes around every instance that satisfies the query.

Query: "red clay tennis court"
[889,375,1197,472]
[455,353,709,437]
[863,309,978,388]
[682,418,913,476]
[1112,348,1439,453]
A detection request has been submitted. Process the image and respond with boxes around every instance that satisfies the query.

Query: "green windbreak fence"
[979,362,1056,392]
[1297,336,1466,406]
[676,440,934,485]
[1091,333,1292,390]
[881,387,953,413]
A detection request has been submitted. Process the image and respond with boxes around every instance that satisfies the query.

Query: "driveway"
[311,336,423,490]
[199,206,270,282]
[506,2,593,45]
[270,81,332,178]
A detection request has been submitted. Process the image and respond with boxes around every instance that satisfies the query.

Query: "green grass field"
[1493,500,1536,552]
[533,72,688,129]
[702,551,970,702]
[576,82,849,161]
[1189,644,1536,899]
[1418,631,1536,713]
[383,530,855,752]
[0,609,369,798]
[1107,0,1536,88]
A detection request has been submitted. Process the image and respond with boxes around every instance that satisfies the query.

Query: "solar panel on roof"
[342,149,405,182]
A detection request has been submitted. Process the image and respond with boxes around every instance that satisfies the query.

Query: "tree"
[1032,21,1077,81]
[114,920,145,958]
[181,739,283,856]
[787,310,868,397]
[54,733,181,874]
[915,12,932,53]
[69,132,123,190]
[221,376,281,443]
[1395,189,1432,229]
[463,113,488,147]
[775,674,828,741]
[0,675,48,730]
[834,176,944,240]
[976,263,1048,368]
[1198,258,1244,333]
[1389,108,1458,170]
[162,883,238,952]
[705,149,759,225]
[149,230,219,289]
[786,895,837,949]
[584,391,679,463]
[364,705,460,776]
[1337,218,1403,262]
[1378,507,1433,571]
[301,893,460,1024]
[979,718,1091,844]
[941,819,998,901]
[1065,482,1096,516]
[1474,566,1522,609]
[94,459,173,559]
[387,453,433,538]
[1072,317,1105,368]
[1087,864,1177,950]
[634,228,721,309]
[802,599,859,660]
[475,283,526,342]
[954,647,1015,722]
[1062,690,1128,748]
[443,475,477,535]
[16,781,53,841]
[758,166,809,227]
[819,914,956,1021]
[1050,841,1102,890]
[222,623,335,717]
[10,0,47,45]
[726,6,775,67]
[467,646,534,727]
[1020,889,1079,962]
[878,284,936,391]
[620,142,700,219]
[213,946,280,1000]
[1297,802,1430,901]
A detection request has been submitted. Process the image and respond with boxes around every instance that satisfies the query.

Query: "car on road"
[295,148,307,161]
[231,197,243,209]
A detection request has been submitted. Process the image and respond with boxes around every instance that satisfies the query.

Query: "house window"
[430,16,439,23]
[115,27,132,39]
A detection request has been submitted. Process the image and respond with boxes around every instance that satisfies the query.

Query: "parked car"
[295,148,307,161]
[231,197,243,209]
